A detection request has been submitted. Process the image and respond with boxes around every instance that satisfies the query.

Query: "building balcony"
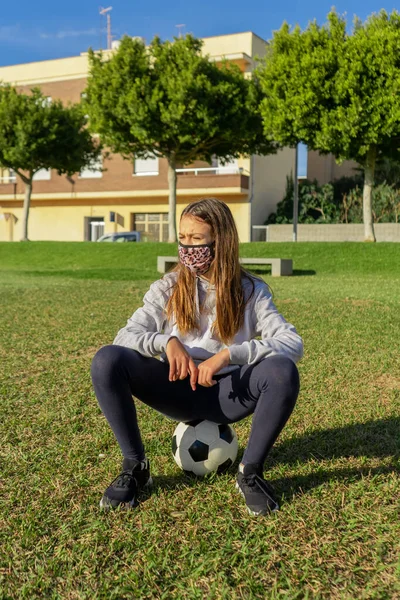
[176,167,249,191]
[176,166,249,176]
[0,159,250,204]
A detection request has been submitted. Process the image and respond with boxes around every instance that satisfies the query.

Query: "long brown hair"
[165,197,255,344]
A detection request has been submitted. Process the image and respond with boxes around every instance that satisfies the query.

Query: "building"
[0,32,357,242]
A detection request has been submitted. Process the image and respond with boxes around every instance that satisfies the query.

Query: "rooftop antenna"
[100,6,113,50]
[176,24,186,39]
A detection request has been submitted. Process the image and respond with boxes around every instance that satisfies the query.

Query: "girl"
[91,198,303,516]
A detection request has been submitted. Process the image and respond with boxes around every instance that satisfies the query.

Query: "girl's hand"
[166,337,198,391]
[197,349,230,387]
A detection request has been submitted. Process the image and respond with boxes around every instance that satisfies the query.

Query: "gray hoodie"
[113,272,303,375]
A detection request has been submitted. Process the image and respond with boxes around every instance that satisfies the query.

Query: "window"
[211,156,238,174]
[84,216,104,241]
[133,155,159,176]
[79,156,103,179]
[0,168,16,183]
[219,157,238,173]
[132,212,168,242]
[211,156,219,170]
[33,168,51,181]
[90,221,104,241]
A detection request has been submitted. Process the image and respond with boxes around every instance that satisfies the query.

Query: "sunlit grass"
[0,242,399,599]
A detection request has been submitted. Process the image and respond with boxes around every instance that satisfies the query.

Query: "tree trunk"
[21,178,33,242]
[167,155,178,243]
[363,146,376,242]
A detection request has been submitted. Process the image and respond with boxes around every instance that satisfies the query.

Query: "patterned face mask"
[178,242,215,275]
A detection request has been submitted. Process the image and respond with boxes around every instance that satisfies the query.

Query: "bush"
[372,184,400,223]
[266,175,400,224]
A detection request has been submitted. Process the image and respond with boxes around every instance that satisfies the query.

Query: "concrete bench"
[157,256,292,276]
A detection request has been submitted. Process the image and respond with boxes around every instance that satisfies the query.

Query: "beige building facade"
[0,32,356,242]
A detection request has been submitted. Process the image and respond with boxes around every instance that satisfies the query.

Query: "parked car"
[97,231,141,242]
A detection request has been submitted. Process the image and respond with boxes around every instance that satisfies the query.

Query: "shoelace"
[110,470,138,489]
[242,473,279,510]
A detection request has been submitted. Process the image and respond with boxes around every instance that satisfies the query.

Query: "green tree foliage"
[0,85,101,241]
[375,156,400,188]
[257,10,400,241]
[84,35,277,242]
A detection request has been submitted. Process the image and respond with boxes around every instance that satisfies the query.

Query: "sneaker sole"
[100,476,154,511]
[235,482,279,516]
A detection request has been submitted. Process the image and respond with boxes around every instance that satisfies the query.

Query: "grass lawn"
[0,241,399,599]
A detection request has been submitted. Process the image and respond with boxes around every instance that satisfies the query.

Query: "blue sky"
[0,0,398,67]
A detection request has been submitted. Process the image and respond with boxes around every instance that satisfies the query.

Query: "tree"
[0,86,101,241]
[257,10,400,241]
[84,34,277,242]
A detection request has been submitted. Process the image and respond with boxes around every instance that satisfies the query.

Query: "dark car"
[97,231,141,242]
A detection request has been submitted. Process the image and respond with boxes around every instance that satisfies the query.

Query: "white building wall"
[250,148,295,228]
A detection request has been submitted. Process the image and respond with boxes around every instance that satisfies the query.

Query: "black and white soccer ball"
[171,419,238,476]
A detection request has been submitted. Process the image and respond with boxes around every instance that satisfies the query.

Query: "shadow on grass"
[148,457,244,494]
[273,464,398,504]
[10,269,157,281]
[242,267,316,277]
[270,417,400,465]
[147,418,399,501]
[292,269,316,277]
[9,267,316,280]
[151,472,205,492]
[265,417,399,503]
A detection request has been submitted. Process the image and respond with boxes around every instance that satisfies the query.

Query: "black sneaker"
[236,463,279,516]
[100,457,153,510]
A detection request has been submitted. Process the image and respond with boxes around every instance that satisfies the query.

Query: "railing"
[0,176,17,184]
[176,167,249,176]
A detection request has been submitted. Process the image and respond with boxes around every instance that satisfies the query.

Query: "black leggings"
[91,345,300,468]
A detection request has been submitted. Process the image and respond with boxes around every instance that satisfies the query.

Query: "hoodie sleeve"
[112,279,173,357]
[227,283,304,366]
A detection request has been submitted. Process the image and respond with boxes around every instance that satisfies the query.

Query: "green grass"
[0,242,399,599]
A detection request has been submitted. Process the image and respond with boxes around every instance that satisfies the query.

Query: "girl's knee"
[257,355,300,395]
[274,355,299,385]
[91,344,128,379]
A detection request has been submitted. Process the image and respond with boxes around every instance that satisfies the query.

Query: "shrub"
[266,175,400,224]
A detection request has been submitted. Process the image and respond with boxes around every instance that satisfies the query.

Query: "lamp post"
[293,143,299,242]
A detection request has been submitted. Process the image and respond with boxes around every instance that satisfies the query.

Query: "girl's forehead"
[180,215,211,234]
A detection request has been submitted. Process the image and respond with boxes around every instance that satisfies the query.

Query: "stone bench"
[157,256,293,277]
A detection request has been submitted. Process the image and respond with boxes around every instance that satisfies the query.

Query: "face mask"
[178,241,215,275]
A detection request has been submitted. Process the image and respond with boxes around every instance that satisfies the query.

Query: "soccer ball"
[171,419,238,476]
